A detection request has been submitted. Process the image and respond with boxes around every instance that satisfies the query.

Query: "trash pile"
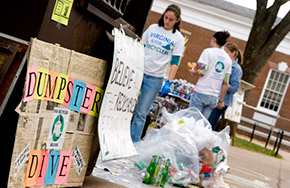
[133,107,231,187]
[93,107,231,188]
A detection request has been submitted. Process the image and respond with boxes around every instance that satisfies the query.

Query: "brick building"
[146,0,290,143]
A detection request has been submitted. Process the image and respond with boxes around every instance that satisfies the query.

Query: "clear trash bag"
[94,107,231,187]
[132,107,231,187]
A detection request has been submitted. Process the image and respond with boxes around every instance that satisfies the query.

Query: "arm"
[188,62,208,77]
[160,56,180,96]
[217,73,230,109]
[161,34,184,96]
[189,49,209,76]
[197,63,208,76]
[227,68,243,94]
[168,64,178,81]
[168,55,180,81]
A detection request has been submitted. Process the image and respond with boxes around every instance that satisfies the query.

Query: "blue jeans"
[189,91,218,119]
[131,74,163,143]
[208,106,228,130]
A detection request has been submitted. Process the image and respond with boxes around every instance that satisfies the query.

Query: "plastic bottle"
[151,156,162,185]
[159,159,170,187]
[200,173,211,179]
[135,160,147,169]
[200,164,212,173]
[154,157,165,186]
[143,155,158,184]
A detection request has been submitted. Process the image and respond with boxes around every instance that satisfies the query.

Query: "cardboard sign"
[8,38,107,188]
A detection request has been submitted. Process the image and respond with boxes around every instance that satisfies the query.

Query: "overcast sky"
[225,0,290,17]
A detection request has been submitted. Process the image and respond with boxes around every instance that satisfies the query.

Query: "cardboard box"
[8,38,107,187]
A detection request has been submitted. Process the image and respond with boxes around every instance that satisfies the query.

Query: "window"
[258,69,290,115]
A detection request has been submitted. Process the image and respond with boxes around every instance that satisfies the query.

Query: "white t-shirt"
[142,24,184,77]
[195,47,232,97]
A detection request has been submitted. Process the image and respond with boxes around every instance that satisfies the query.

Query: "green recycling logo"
[51,114,64,141]
[215,61,225,73]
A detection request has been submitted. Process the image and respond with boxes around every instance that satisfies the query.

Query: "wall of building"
[144,10,290,131]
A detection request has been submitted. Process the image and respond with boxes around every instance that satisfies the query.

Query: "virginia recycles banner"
[98,28,144,160]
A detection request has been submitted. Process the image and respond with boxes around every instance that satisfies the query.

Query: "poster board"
[98,28,144,161]
[7,38,107,187]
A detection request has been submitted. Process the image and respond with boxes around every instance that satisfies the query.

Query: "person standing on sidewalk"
[188,31,232,119]
[208,42,243,130]
[131,4,184,143]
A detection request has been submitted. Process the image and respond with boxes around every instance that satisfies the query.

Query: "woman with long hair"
[131,4,184,142]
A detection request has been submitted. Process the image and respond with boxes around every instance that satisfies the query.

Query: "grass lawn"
[233,137,282,159]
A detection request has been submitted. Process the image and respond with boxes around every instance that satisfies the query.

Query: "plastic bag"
[94,107,231,187]
[132,107,232,187]
[140,107,232,186]
[160,107,212,130]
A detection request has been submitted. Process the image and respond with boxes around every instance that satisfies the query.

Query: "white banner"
[98,28,144,160]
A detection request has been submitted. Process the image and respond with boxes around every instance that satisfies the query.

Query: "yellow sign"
[51,0,74,26]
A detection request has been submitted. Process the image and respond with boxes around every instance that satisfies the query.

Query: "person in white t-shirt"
[131,4,184,142]
[188,31,232,120]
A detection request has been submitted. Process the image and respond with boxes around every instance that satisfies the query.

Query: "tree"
[242,0,290,87]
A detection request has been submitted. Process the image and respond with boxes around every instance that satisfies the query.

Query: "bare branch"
[263,9,290,52]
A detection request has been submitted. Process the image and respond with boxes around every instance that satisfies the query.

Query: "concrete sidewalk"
[80,136,290,188]
[225,146,290,188]
[223,135,290,188]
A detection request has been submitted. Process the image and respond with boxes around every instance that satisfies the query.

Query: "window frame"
[256,68,290,116]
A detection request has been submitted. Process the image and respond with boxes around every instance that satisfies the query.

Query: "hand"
[188,67,196,75]
[160,80,172,97]
[217,101,224,109]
